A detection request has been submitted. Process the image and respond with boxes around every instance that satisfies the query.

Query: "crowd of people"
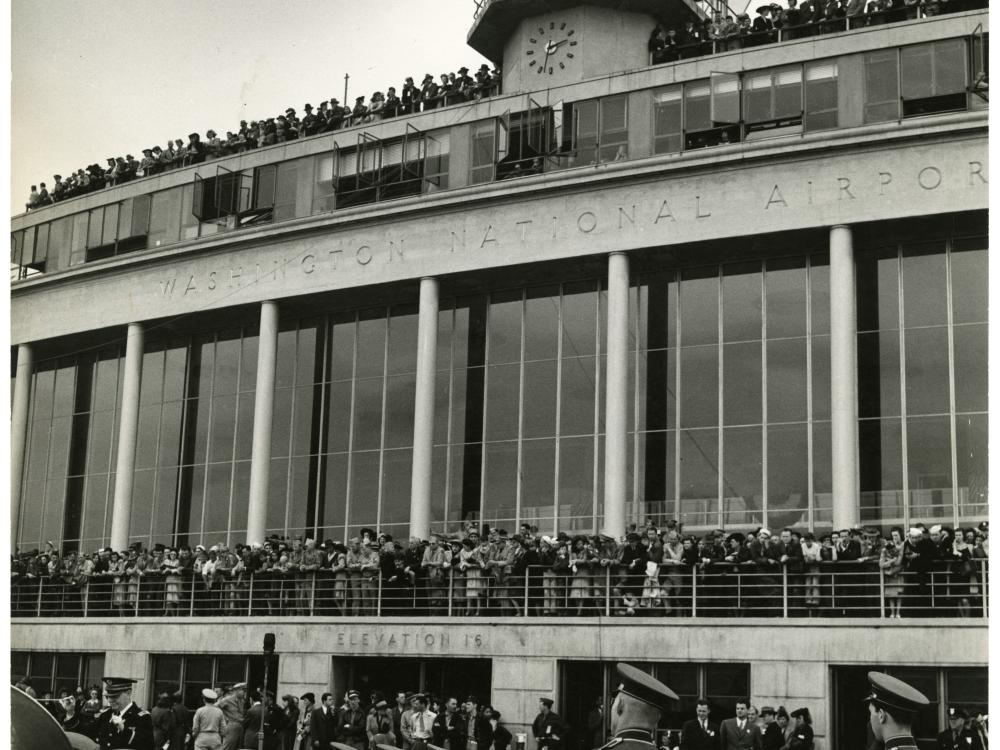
[11,519,988,620]
[18,677,516,750]
[23,64,502,212]
[648,0,985,62]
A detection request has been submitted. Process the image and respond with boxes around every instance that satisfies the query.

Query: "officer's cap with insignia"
[948,706,969,719]
[614,663,678,712]
[863,672,929,716]
[102,677,137,696]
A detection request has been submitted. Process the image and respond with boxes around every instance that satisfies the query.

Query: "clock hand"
[551,38,570,49]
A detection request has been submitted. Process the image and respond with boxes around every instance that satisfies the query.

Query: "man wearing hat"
[758,707,782,749]
[938,707,984,750]
[865,671,930,750]
[368,698,397,748]
[599,663,678,750]
[192,688,225,749]
[533,698,569,750]
[218,682,247,750]
[420,74,439,110]
[338,690,367,750]
[94,677,154,749]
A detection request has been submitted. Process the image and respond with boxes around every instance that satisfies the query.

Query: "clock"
[524,20,579,76]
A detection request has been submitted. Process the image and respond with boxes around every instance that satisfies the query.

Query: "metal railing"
[10,560,987,620]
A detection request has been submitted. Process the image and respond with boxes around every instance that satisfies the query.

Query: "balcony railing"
[10,560,987,620]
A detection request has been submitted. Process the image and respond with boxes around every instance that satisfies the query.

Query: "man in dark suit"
[310,692,338,750]
[586,697,605,750]
[338,690,368,750]
[533,698,569,750]
[488,710,512,750]
[680,699,719,750]
[719,699,762,750]
[759,707,783,750]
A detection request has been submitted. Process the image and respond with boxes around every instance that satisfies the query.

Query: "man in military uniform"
[865,671,930,750]
[94,677,154,750]
[218,682,248,750]
[598,663,678,750]
[937,706,985,750]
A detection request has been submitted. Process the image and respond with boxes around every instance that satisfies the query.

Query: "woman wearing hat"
[458,538,484,616]
[786,708,813,749]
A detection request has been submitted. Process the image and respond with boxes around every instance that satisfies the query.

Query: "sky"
[9,0,492,214]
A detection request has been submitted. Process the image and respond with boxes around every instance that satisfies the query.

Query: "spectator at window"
[300,103,320,136]
[402,77,419,114]
[751,5,775,43]
[648,24,667,60]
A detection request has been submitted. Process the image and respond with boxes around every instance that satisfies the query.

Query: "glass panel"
[906,415,952,520]
[482,441,518,525]
[901,243,947,327]
[213,334,241,397]
[384,373,416,449]
[523,360,558,439]
[953,324,987,414]
[326,380,353,453]
[559,436,595,528]
[811,335,831,421]
[812,421,832,522]
[765,258,807,338]
[352,378,385,451]
[679,345,718,428]
[209,394,237,462]
[723,342,761,426]
[767,338,807,423]
[722,426,762,526]
[864,50,899,123]
[524,286,560,362]
[321,453,349,531]
[485,363,520,441]
[805,62,838,131]
[147,188,182,248]
[679,429,718,527]
[87,208,104,248]
[955,414,987,517]
[653,87,683,154]
[950,241,987,324]
[856,248,899,332]
[488,290,523,364]
[387,310,419,375]
[722,262,761,342]
[380,448,412,528]
[903,327,949,415]
[348,451,381,528]
[680,267,718,346]
[561,282,598,356]
[291,385,316,456]
[356,311,387,379]
[857,330,901,418]
[767,422,808,528]
[521,438,556,527]
[858,418,904,523]
[642,349,675,433]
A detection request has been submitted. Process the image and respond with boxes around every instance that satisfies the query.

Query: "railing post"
[82,580,90,617]
[309,571,317,615]
[189,575,196,617]
[523,570,530,617]
[377,573,383,617]
[135,575,141,617]
[605,567,612,617]
[36,578,43,617]
[447,570,454,617]
[878,567,886,619]
[981,560,988,619]
[736,571,742,611]
[782,567,789,618]
[930,571,936,609]
[247,573,255,616]
[691,567,698,618]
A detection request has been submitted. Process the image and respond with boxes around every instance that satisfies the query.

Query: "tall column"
[603,252,630,538]
[10,343,34,548]
[110,323,145,550]
[409,277,439,540]
[247,301,280,546]
[830,225,860,529]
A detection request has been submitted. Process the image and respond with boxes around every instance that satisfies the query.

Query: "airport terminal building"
[9,1,988,748]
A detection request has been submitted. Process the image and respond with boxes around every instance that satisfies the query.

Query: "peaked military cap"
[615,663,678,711]
[102,677,137,695]
[864,672,929,715]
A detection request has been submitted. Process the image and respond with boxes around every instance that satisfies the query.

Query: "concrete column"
[409,277,439,540]
[109,324,145,550]
[247,301,279,546]
[830,225,860,529]
[10,343,34,548]
[603,252,630,538]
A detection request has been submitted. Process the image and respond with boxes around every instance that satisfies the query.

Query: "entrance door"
[340,657,492,706]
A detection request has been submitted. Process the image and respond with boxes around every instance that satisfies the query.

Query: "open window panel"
[380,123,425,201]
[743,66,804,141]
[542,100,573,170]
[900,39,969,118]
[495,99,549,180]
[422,128,450,193]
[707,71,742,144]
[335,133,381,208]
[969,25,988,106]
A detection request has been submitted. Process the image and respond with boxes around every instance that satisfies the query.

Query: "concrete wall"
[11,618,987,750]
[11,125,987,344]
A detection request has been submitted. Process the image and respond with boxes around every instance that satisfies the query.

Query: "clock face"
[524,20,579,76]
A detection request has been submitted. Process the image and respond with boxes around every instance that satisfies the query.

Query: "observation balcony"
[10,560,988,621]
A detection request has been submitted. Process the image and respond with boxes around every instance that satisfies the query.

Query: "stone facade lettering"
[918,166,942,190]
[326,630,480,651]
